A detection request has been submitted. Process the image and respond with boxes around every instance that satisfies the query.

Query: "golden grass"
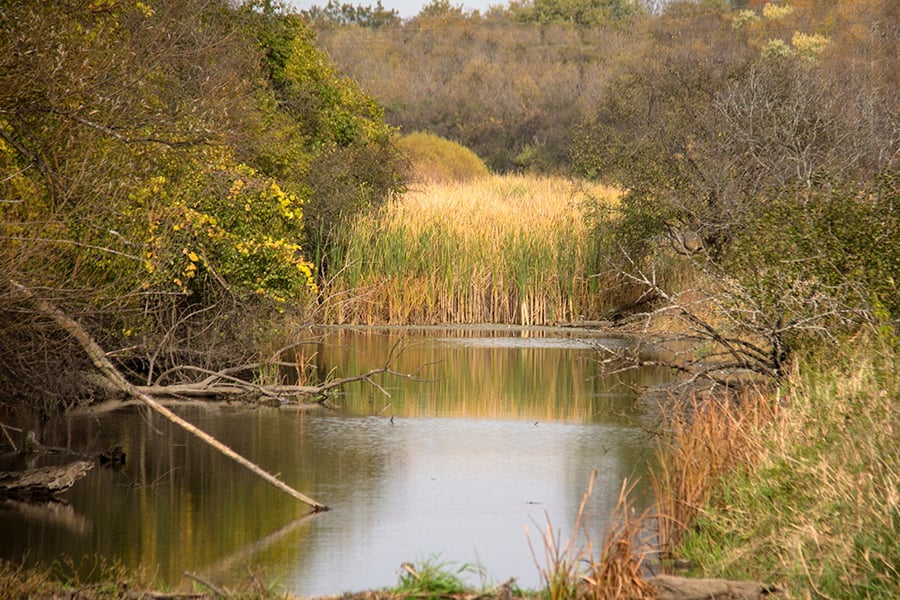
[527,472,655,600]
[650,388,778,558]
[321,174,620,325]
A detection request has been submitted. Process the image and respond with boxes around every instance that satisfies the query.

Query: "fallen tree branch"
[10,281,328,512]
[184,572,230,599]
[138,363,404,401]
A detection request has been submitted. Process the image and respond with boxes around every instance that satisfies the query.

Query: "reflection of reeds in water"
[321,175,619,325]
[306,329,671,423]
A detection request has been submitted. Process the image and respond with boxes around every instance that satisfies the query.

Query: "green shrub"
[396,131,490,183]
[394,556,478,597]
[0,0,403,405]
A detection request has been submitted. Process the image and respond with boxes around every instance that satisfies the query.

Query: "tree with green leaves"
[301,0,401,28]
[0,0,403,406]
[509,0,645,26]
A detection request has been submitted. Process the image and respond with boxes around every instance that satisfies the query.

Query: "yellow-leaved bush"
[142,150,316,303]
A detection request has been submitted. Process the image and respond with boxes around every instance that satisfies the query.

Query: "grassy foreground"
[320,174,620,325]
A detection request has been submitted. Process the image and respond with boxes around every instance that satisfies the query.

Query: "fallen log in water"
[11,280,329,512]
[0,461,94,500]
[648,574,780,600]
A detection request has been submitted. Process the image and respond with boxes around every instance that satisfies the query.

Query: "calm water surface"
[1,327,671,595]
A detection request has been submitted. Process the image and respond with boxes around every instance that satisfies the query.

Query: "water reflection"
[0,328,670,595]
[301,327,665,424]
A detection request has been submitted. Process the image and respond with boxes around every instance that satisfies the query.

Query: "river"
[0,326,672,595]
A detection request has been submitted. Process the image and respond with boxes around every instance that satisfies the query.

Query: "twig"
[471,577,518,600]
[0,421,21,451]
[184,571,231,599]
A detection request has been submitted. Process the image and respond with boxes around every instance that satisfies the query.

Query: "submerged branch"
[142,333,420,402]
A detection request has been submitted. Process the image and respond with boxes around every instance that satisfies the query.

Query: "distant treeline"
[309,0,897,177]
[309,0,648,171]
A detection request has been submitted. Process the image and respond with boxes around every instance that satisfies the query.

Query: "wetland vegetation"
[1,0,897,598]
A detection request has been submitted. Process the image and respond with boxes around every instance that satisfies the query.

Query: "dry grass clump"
[527,473,654,600]
[0,560,56,599]
[322,174,619,325]
[584,480,656,600]
[650,388,778,557]
[0,558,297,599]
[396,131,490,183]
[0,559,162,599]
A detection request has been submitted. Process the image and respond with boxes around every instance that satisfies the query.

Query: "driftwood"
[0,461,94,500]
[648,574,780,600]
[183,572,229,598]
[123,592,208,600]
[11,281,329,512]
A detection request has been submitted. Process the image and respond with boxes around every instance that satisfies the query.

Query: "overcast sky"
[285,0,503,19]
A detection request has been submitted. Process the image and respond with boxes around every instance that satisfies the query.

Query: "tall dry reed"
[527,471,597,600]
[650,388,778,558]
[528,472,655,600]
[320,175,619,325]
[585,480,656,600]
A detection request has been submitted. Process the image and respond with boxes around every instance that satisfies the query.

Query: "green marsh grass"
[321,175,620,325]
[395,556,481,598]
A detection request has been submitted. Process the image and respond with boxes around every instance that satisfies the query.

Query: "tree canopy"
[574,0,898,374]
[0,0,403,405]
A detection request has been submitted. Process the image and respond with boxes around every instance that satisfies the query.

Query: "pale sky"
[285,0,504,19]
